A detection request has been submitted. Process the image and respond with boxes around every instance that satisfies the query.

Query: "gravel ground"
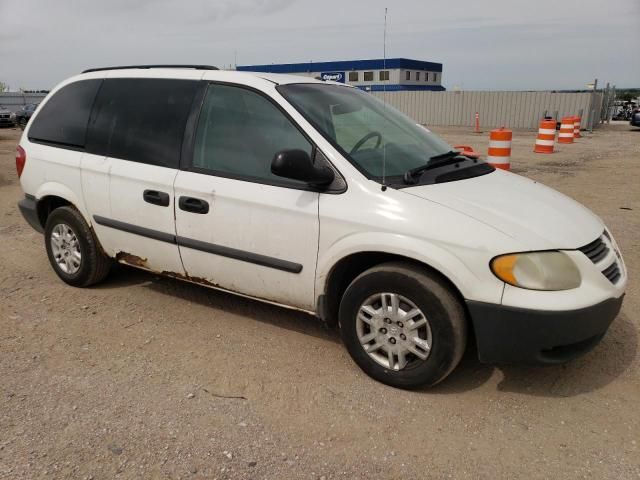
[0,122,639,479]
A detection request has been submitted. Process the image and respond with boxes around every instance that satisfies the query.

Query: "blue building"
[236,58,445,91]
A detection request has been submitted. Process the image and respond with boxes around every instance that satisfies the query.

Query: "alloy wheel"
[356,292,432,371]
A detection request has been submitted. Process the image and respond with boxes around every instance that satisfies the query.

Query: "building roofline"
[237,58,443,74]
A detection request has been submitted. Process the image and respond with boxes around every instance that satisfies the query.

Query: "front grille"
[0,114,9,118]
[578,233,623,285]
[578,236,609,264]
[602,262,622,284]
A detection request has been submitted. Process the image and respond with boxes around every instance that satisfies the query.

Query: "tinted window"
[363,71,373,81]
[192,84,312,185]
[379,71,389,81]
[29,80,101,147]
[279,84,452,180]
[348,71,358,82]
[87,78,199,168]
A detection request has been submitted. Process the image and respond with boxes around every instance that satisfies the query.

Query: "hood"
[402,169,603,250]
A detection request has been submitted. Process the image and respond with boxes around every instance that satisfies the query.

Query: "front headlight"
[9,112,15,121]
[491,251,581,291]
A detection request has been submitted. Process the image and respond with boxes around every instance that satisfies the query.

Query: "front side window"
[279,84,452,183]
[29,80,102,147]
[192,84,313,185]
[363,71,374,82]
[87,78,199,168]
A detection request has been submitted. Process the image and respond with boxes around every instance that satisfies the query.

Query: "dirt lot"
[1,123,639,479]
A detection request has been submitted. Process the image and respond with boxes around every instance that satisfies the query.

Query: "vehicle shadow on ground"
[431,313,637,397]
[100,266,637,398]
[98,264,340,344]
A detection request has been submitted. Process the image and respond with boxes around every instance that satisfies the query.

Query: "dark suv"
[15,103,39,129]
[0,105,14,127]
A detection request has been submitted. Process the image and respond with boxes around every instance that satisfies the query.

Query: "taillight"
[16,145,26,178]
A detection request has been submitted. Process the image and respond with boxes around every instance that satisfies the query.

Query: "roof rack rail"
[82,65,219,74]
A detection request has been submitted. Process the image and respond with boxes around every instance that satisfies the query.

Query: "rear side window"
[29,80,102,148]
[87,78,199,168]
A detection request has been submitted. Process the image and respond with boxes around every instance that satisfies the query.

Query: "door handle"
[179,196,209,214]
[143,189,170,207]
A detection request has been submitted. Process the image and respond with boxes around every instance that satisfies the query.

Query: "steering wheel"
[350,131,382,155]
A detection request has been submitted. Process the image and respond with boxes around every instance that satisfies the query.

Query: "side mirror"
[271,149,335,186]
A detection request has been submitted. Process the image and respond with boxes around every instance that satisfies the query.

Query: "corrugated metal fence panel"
[590,92,604,128]
[372,90,600,129]
[0,93,47,112]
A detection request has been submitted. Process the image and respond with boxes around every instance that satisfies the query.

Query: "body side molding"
[92,215,302,273]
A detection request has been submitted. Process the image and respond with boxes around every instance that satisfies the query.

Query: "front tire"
[44,206,112,287]
[339,262,467,389]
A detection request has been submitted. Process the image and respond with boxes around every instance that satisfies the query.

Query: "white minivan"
[16,65,626,388]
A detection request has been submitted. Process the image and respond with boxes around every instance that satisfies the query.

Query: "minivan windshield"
[278,83,453,184]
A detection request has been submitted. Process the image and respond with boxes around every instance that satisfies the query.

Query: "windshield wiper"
[403,150,463,184]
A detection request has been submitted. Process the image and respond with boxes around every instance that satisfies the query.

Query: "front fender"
[315,231,504,305]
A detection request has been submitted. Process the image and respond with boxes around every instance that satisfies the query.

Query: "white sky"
[1,0,638,91]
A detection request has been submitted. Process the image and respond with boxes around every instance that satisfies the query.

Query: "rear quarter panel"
[20,141,90,223]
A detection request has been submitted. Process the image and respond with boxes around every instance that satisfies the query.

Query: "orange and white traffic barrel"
[573,116,581,138]
[533,119,556,154]
[558,117,574,144]
[487,128,512,170]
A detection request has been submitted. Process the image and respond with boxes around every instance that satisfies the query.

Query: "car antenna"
[381,7,388,192]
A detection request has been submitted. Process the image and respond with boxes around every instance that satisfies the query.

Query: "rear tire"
[339,262,467,389]
[44,206,112,287]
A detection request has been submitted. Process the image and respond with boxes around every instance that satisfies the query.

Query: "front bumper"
[18,195,43,233]
[467,295,623,364]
